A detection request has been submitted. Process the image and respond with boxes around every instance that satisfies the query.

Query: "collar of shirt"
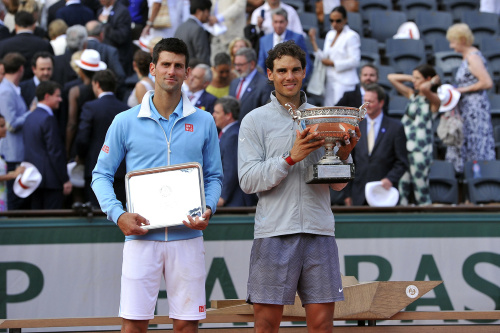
[16,29,33,34]
[98,92,114,98]
[101,5,114,16]
[33,76,40,86]
[66,0,81,5]
[36,102,54,116]
[367,112,383,139]
[221,120,237,134]
[190,15,204,29]
[148,93,183,121]
[273,31,286,46]
[188,89,203,105]
[360,85,365,97]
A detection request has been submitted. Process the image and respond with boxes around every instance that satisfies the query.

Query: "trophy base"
[305,163,355,184]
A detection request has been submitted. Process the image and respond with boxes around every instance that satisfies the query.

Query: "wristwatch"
[282,151,295,166]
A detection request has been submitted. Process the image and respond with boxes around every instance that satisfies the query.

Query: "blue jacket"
[92,90,223,241]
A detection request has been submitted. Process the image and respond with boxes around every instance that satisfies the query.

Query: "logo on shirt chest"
[185,124,194,132]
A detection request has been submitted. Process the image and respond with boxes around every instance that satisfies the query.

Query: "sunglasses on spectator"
[330,18,343,23]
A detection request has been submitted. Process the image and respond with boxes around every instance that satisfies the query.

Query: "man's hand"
[257,16,264,28]
[183,208,211,230]
[63,181,72,196]
[380,178,393,190]
[217,197,225,207]
[117,212,149,236]
[337,126,361,161]
[289,126,324,163]
[208,16,218,25]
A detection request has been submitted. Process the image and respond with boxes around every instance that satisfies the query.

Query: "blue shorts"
[247,233,344,306]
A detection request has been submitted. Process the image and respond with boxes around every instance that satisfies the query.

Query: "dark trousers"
[85,176,126,209]
[6,162,27,210]
[30,188,64,209]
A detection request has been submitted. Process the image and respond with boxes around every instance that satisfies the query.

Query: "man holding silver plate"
[92,38,223,333]
[238,40,361,332]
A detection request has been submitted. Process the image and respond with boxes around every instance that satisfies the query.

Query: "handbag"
[437,108,463,147]
[306,56,326,96]
[152,0,172,29]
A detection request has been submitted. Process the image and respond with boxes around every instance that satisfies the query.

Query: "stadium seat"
[387,94,408,119]
[368,11,407,47]
[299,12,318,33]
[386,38,426,74]
[461,11,500,41]
[490,94,500,130]
[399,0,437,22]
[359,0,393,23]
[416,11,453,50]
[360,37,380,67]
[282,0,305,12]
[463,160,500,204]
[323,11,363,37]
[494,125,500,159]
[441,0,479,22]
[377,65,397,95]
[428,160,459,204]
[434,51,462,81]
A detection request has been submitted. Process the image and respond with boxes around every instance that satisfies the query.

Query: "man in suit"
[0,2,11,41]
[0,53,30,210]
[336,64,389,114]
[257,8,312,82]
[20,52,54,110]
[345,83,408,206]
[0,11,54,81]
[23,80,72,209]
[75,69,127,207]
[229,47,273,120]
[56,0,95,27]
[174,0,212,65]
[97,0,132,75]
[213,96,257,207]
[186,64,217,114]
[85,20,125,83]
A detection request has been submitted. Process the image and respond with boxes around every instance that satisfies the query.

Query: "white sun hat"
[438,84,461,112]
[133,34,152,53]
[365,181,399,207]
[13,162,42,198]
[393,21,420,40]
[74,49,107,71]
[67,162,85,188]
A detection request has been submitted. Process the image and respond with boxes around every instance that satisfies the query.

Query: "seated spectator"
[127,49,153,107]
[48,19,68,56]
[186,64,217,114]
[213,96,257,207]
[388,65,441,206]
[206,52,236,98]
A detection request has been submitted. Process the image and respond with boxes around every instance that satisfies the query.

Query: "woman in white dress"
[308,5,360,106]
[127,50,154,107]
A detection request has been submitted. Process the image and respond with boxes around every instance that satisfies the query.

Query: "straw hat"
[438,84,461,112]
[13,162,42,198]
[74,49,107,71]
[365,181,399,207]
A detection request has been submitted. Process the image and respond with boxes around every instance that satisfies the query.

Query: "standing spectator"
[174,0,212,66]
[48,19,68,56]
[55,0,95,27]
[208,0,246,62]
[52,24,87,86]
[23,80,72,209]
[92,37,222,333]
[127,49,153,107]
[336,64,389,114]
[141,0,189,39]
[127,0,148,40]
[250,0,303,36]
[97,0,133,75]
[229,47,272,120]
[228,37,252,66]
[186,64,217,114]
[214,96,257,207]
[206,52,235,98]
[257,8,312,80]
[0,1,10,41]
[388,65,441,206]
[76,69,128,207]
[238,40,357,332]
[0,53,29,210]
[308,6,360,106]
[445,23,495,173]
[345,83,408,206]
[20,52,54,110]
[0,11,54,81]
[17,0,47,39]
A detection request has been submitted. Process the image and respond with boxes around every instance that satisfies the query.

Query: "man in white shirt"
[250,0,303,36]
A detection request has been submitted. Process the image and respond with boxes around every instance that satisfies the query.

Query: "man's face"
[198,8,210,23]
[363,91,383,119]
[213,64,231,84]
[45,88,62,110]
[267,55,305,101]
[272,14,287,36]
[234,55,254,78]
[32,57,53,81]
[150,51,189,94]
[212,103,232,129]
[187,67,208,93]
[360,66,378,88]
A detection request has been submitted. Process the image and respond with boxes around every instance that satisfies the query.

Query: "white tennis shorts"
[119,237,207,321]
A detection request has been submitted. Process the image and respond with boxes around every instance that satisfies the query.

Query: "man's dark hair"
[15,10,35,27]
[92,69,116,92]
[2,52,26,73]
[31,51,54,68]
[265,40,306,72]
[212,52,231,67]
[364,83,386,102]
[361,63,379,79]
[189,0,211,15]
[216,96,239,120]
[152,38,190,68]
[35,80,61,101]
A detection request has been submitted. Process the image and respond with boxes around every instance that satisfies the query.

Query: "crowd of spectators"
[0,0,498,210]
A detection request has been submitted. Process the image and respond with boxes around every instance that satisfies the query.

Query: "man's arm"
[0,94,28,132]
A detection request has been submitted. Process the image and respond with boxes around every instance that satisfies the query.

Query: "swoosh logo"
[339,287,343,292]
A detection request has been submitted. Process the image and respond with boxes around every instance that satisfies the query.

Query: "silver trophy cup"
[286,103,368,184]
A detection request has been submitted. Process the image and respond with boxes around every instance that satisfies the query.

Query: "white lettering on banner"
[1,238,499,331]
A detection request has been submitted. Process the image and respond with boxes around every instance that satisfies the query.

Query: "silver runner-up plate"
[125,163,206,229]
[305,164,355,184]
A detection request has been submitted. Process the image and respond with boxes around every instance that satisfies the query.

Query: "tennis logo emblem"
[102,145,109,153]
[199,305,206,312]
[185,124,194,132]
[406,285,419,299]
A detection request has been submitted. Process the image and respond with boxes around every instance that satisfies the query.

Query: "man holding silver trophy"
[238,40,363,332]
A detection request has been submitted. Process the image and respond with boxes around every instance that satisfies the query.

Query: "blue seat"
[387,94,408,119]
[360,37,380,67]
[399,0,437,21]
[434,51,462,78]
[416,11,453,49]
[441,0,479,22]
[282,0,305,12]
[368,11,407,47]
[494,125,500,159]
[377,65,397,95]
[461,11,500,41]
[298,12,318,33]
[359,0,393,23]
[429,161,459,204]
[386,38,426,74]
[463,160,500,204]
[347,11,363,36]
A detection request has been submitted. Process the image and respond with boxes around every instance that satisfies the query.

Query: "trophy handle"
[358,102,369,120]
[284,102,301,124]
